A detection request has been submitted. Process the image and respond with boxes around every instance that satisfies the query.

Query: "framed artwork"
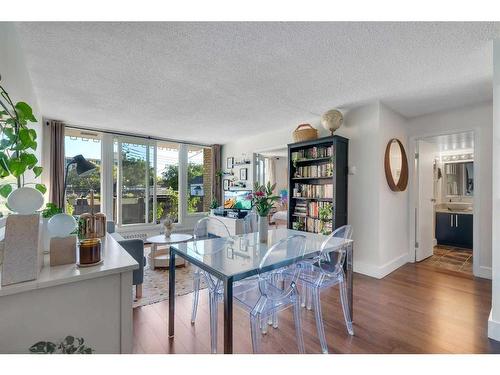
[223,179,230,191]
[227,157,234,169]
[240,168,247,181]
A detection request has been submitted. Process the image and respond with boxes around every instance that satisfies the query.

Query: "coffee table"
[146,233,193,269]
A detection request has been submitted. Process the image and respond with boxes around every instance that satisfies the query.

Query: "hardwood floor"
[132,262,500,354]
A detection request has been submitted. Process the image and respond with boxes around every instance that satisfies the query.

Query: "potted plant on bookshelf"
[318,203,333,235]
[246,181,279,243]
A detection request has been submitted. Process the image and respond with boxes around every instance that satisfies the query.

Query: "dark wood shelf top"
[293,156,332,163]
[291,197,333,201]
[292,176,332,180]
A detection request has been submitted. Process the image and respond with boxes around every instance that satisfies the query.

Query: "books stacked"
[293,201,308,217]
[305,201,332,219]
[293,216,332,234]
[291,145,333,161]
[294,183,333,199]
[296,163,333,178]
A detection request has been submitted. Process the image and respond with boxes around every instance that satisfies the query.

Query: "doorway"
[414,131,475,277]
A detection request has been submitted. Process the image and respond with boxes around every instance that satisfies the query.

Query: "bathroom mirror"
[384,138,408,192]
[444,161,474,196]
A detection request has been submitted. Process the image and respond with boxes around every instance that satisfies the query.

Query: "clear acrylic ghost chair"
[242,210,278,334]
[232,234,307,353]
[190,216,232,353]
[295,225,354,353]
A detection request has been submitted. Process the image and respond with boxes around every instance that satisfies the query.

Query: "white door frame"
[408,128,481,277]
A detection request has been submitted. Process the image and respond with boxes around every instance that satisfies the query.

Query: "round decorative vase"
[7,186,44,215]
[48,213,78,237]
[321,109,343,135]
[258,215,268,243]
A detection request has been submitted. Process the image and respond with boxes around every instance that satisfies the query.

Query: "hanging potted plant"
[246,181,279,243]
[0,76,46,214]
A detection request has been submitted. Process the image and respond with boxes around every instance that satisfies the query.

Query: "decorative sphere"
[321,109,343,134]
[7,187,44,214]
[48,213,77,237]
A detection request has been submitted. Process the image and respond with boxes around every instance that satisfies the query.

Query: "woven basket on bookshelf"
[292,124,318,142]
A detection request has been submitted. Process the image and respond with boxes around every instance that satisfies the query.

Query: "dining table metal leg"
[223,277,233,354]
[346,242,353,322]
[168,247,176,338]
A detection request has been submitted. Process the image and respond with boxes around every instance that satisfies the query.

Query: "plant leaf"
[15,102,37,122]
[20,152,38,168]
[33,166,43,178]
[35,184,47,194]
[0,184,13,198]
[8,158,26,177]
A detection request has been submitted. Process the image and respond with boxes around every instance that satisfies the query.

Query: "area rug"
[133,246,206,308]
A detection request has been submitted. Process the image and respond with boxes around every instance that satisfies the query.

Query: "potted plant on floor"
[246,181,279,243]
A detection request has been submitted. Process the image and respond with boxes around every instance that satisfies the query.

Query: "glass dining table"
[168,228,353,354]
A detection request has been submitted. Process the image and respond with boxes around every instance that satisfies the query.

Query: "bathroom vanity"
[435,209,473,249]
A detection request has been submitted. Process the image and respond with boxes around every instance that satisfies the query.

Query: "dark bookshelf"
[287,135,348,234]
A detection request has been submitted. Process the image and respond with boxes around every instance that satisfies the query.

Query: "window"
[64,129,102,215]
[155,142,180,222]
[187,145,212,213]
[63,126,211,228]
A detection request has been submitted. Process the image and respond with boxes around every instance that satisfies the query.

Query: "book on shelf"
[293,183,333,199]
[295,162,333,178]
[292,216,332,234]
[292,201,333,219]
[291,145,333,161]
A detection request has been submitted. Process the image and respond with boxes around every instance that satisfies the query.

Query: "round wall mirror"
[384,138,408,192]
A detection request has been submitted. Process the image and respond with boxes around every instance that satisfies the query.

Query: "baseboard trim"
[475,265,492,280]
[353,253,409,279]
[488,310,500,341]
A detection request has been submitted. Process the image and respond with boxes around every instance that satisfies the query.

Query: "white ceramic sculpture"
[321,109,343,135]
[7,187,44,214]
[48,213,77,237]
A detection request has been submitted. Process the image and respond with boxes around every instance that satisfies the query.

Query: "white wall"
[406,102,492,279]
[340,103,382,273]
[0,23,45,191]
[489,40,500,341]
[272,157,288,193]
[378,105,410,271]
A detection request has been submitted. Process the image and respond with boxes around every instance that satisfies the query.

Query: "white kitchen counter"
[0,233,138,354]
[0,233,138,297]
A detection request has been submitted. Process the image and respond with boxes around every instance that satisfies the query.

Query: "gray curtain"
[47,120,65,209]
[211,144,222,204]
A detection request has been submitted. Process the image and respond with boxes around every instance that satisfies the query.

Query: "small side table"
[146,233,193,269]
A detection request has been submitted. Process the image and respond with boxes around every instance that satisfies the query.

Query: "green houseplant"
[30,335,94,354]
[318,203,333,235]
[0,76,46,200]
[246,181,279,242]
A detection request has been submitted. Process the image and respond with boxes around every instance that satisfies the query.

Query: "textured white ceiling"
[14,22,500,144]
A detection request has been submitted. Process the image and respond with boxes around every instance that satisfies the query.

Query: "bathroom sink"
[446,202,472,211]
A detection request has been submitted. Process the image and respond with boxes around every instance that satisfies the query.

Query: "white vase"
[258,215,268,243]
[164,226,172,238]
[41,217,51,254]
[7,187,44,214]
